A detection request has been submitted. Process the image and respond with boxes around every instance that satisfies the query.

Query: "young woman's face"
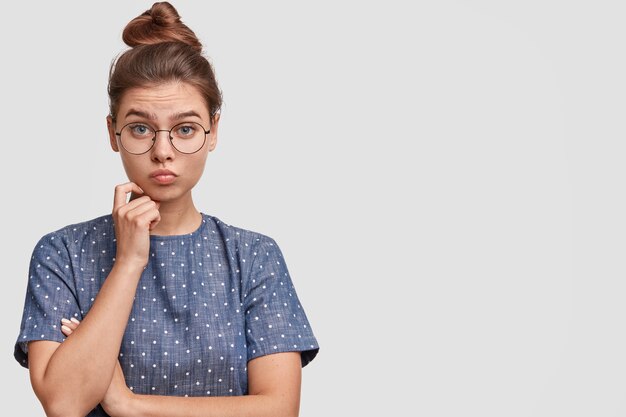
[107,81,218,204]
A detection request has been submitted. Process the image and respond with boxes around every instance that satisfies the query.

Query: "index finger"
[113,182,144,212]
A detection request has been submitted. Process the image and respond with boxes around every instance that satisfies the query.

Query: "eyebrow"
[124,109,158,120]
[172,111,203,120]
[123,109,203,121]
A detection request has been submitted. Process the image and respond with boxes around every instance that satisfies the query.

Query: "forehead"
[117,82,210,121]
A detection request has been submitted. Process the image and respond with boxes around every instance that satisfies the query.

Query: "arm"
[28,261,145,417]
[127,352,302,417]
[61,321,302,417]
[28,183,160,417]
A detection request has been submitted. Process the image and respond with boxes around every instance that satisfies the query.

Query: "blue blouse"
[14,213,318,416]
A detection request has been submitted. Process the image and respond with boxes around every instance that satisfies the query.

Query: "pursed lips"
[150,169,178,184]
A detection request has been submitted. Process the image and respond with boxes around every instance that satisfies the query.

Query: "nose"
[150,130,175,162]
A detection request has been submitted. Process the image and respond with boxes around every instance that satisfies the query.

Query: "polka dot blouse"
[14,213,318,416]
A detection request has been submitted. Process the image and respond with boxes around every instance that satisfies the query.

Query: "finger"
[61,325,73,336]
[132,205,161,230]
[113,182,144,212]
[149,211,162,230]
[128,191,142,202]
[125,199,160,222]
[117,195,154,215]
[61,318,79,330]
[114,200,161,234]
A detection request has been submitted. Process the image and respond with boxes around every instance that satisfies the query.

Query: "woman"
[14,2,319,417]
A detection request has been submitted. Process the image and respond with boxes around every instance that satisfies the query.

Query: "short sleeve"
[243,238,319,367]
[14,232,82,368]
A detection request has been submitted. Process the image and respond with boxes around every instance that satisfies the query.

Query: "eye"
[174,124,197,138]
[127,123,153,138]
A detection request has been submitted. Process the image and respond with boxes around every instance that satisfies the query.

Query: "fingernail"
[70,318,80,324]
[61,325,72,333]
[138,186,144,193]
[61,318,71,324]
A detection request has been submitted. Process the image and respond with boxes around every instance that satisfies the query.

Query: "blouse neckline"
[148,212,209,241]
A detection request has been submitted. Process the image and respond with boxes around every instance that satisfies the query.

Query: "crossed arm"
[29,337,301,417]
[27,271,302,417]
[27,258,302,417]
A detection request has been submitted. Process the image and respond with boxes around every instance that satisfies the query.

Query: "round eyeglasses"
[115,122,210,155]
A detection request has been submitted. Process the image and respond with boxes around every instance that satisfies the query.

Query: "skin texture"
[27,82,303,417]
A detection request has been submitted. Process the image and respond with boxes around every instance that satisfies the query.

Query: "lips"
[150,169,178,185]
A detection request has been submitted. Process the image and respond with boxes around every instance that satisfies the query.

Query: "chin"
[145,185,189,203]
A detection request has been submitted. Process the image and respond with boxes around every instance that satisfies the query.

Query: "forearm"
[40,261,143,414]
[127,393,297,417]
[117,351,302,417]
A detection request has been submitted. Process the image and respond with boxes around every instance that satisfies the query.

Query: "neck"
[149,192,202,236]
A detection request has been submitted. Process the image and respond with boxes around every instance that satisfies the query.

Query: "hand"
[112,182,161,268]
[61,319,134,417]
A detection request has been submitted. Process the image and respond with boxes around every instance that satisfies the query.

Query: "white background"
[1,1,624,416]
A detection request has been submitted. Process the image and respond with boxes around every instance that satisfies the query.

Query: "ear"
[207,113,220,152]
[107,115,120,152]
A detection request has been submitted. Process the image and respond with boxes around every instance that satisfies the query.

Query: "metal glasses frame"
[115,122,210,155]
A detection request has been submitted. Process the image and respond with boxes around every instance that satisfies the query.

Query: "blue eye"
[130,124,151,136]
[175,124,197,138]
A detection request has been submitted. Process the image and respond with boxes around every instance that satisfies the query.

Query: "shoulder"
[34,214,114,251]
[201,213,281,257]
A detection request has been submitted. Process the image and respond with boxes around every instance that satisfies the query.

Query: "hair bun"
[122,1,202,53]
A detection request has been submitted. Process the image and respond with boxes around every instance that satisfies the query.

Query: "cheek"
[189,148,209,169]
[185,159,205,182]
[119,155,144,180]
[180,156,209,188]
[193,154,209,176]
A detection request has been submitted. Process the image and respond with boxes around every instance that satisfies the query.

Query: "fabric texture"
[15,213,318,416]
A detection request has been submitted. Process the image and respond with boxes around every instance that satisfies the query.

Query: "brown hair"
[108,2,222,125]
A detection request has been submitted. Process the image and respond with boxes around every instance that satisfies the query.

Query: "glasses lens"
[170,122,207,154]
[120,123,155,154]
